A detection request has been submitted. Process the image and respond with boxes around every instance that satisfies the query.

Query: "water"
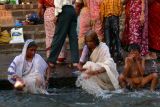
[1,88,160,107]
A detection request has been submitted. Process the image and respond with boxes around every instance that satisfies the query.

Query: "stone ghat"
[0,4,38,26]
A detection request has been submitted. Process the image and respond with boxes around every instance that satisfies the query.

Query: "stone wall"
[0,4,38,26]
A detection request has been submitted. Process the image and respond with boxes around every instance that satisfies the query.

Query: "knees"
[151,73,159,79]
[118,74,125,82]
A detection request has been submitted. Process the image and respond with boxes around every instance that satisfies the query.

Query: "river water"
[1,88,160,107]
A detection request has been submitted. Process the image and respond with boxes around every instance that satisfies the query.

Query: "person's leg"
[111,16,123,61]
[141,73,159,91]
[93,19,104,42]
[104,17,112,53]
[78,7,91,56]
[118,74,127,88]
[44,7,56,58]
[68,6,79,65]
[47,7,71,64]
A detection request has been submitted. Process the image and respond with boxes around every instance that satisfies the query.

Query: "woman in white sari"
[76,30,120,97]
[8,39,49,94]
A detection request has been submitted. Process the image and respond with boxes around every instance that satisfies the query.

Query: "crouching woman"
[8,39,49,94]
[76,30,120,97]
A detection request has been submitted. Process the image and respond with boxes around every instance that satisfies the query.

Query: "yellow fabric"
[0,30,11,44]
[100,0,122,18]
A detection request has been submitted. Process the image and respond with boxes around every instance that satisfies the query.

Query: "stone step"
[1,25,46,50]
[0,4,37,10]
[11,9,37,17]
[0,39,45,53]
[1,25,45,40]
[1,24,44,31]
[21,0,37,3]
[0,4,38,26]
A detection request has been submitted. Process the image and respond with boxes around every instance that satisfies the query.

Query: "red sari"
[122,0,148,55]
[148,0,160,51]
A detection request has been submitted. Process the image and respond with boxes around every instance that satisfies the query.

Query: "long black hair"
[128,43,141,53]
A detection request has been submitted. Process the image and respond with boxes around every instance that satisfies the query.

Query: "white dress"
[8,39,48,94]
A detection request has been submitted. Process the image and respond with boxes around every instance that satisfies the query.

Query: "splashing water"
[1,88,160,107]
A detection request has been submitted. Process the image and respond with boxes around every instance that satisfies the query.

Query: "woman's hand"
[77,63,86,72]
[13,75,24,83]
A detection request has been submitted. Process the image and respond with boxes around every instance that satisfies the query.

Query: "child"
[118,44,158,91]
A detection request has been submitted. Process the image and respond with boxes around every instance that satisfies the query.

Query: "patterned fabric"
[44,7,56,57]
[44,7,65,59]
[79,7,91,49]
[100,0,122,18]
[87,0,104,40]
[38,0,54,7]
[123,0,148,56]
[78,0,104,49]
[149,0,160,51]
[141,0,148,55]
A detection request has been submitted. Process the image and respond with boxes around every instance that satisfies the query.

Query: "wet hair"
[128,43,141,53]
[27,41,37,49]
[85,30,99,46]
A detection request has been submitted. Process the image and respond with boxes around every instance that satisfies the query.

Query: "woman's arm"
[86,67,106,76]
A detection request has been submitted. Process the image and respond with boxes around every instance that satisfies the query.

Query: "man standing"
[47,0,79,68]
[100,0,123,62]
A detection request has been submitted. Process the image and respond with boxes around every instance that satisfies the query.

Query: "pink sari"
[44,7,65,61]
[78,0,104,49]
[44,7,56,57]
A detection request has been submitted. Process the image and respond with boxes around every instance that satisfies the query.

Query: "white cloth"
[54,0,73,16]
[76,42,120,97]
[79,45,89,63]
[8,39,48,94]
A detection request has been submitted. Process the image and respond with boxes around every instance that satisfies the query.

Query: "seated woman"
[8,39,49,94]
[76,30,120,97]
